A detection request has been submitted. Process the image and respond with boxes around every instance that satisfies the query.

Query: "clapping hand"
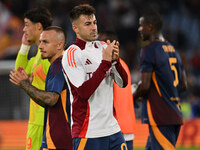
[9,67,33,87]
[102,40,120,62]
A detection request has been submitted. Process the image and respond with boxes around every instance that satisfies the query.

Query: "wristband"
[19,44,31,55]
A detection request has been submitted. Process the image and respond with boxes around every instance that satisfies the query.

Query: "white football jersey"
[62,38,127,138]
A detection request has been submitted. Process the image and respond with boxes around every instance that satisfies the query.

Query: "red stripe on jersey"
[69,48,74,67]
[71,48,77,68]
[100,41,107,45]
[78,103,90,137]
[67,47,77,68]
[67,47,73,66]
[52,58,61,75]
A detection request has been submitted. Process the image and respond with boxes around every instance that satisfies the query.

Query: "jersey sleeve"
[15,51,35,75]
[112,58,128,87]
[140,46,155,73]
[62,45,112,100]
[46,61,64,94]
[101,42,127,87]
[62,46,87,87]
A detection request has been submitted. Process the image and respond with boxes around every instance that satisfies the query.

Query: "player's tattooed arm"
[9,67,59,107]
[20,79,59,107]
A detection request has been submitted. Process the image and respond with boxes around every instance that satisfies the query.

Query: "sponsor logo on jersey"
[85,59,92,65]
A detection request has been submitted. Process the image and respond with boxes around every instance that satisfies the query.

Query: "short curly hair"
[69,4,95,23]
[141,9,163,32]
[24,7,53,29]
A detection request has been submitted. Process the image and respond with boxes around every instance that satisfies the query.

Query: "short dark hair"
[24,7,53,29]
[44,26,67,46]
[142,9,163,32]
[69,4,95,23]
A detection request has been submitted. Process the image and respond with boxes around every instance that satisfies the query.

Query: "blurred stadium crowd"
[0,0,200,119]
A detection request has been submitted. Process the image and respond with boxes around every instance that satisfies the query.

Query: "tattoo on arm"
[20,79,59,107]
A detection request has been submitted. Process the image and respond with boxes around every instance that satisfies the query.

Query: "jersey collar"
[74,38,86,50]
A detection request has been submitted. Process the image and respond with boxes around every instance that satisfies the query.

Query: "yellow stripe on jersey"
[147,100,176,150]
[46,113,56,149]
[152,72,162,97]
[78,138,88,150]
[61,89,68,122]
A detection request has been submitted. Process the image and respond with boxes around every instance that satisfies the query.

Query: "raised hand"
[22,33,34,45]
[9,67,30,87]
[102,40,116,62]
[112,41,119,61]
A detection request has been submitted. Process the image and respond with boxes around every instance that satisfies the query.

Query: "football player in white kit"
[62,4,128,150]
